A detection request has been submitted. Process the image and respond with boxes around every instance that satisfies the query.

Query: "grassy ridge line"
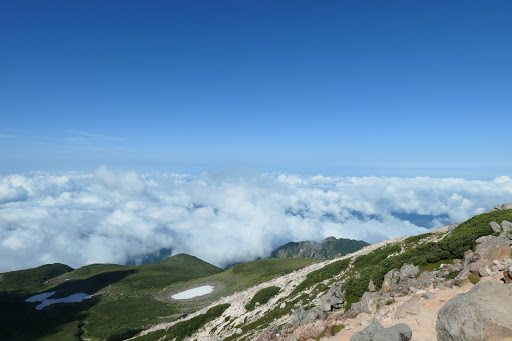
[0,263,74,293]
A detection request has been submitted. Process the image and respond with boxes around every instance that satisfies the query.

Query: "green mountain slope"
[270,236,370,259]
[0,253,318,341]
[0,263,73,293]
[0,254,223,341]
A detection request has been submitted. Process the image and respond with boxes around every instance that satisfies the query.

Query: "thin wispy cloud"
[69,131,123,142]
[1,167,511,272]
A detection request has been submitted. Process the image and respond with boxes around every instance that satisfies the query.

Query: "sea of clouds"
[1,166,512,272]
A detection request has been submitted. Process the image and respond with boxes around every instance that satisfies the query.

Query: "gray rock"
[368,279,376,292]
[317,285,345,311]
[474,237,511,262]
[491,264,499,273]
[501,220,512,232]
[416,271,432,288]
[290,307,324,327]
[279,302,286,309]
[353,291,380,315]
[382,269,400,293]
[375,323,412,341]
[350,318,383,341]
[490,203,512,211]
[350,318,412,341]
[436,281,512,341]
[505,258,512,264]
[490,221,501,233]
[463,250,473,267]
[235,328,242,334]
[476,235,494,244]
[478,267,489,277]
[422,292,436,299]
[508,264,512,274]
[399,263,419,281]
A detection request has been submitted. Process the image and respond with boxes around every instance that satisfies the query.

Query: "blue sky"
[1,1,511,176]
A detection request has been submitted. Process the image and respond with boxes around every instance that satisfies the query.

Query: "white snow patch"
[171,285,214,299]
[25,291,93,310]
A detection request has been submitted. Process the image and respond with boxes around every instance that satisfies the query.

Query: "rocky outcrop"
[316,285,345,312]
[399,263,419,281]
[489,221,501,233]
[501,220,512,232]
[436,281,512,341]
[474,236,511,261]
[352,291,380,315]
[270,237,370,259]
[350,318,412,341]
[289,307,325,327]
[490,203,512,211]
[382,269,400,293]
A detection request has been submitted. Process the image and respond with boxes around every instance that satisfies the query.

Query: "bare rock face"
[350,318,412,341]
[474,237,511,262]
[436,281,512,341]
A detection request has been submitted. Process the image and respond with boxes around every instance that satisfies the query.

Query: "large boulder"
[501,220,512,232]
[474,237,511,262]
[399,263,419,281]
[489,221,501,233]
[436,281,512,341]
[316,285,345,311]
[382,269,400,293]
[352,291,380,315]
[289,307,325,327]
[350,318,412,341]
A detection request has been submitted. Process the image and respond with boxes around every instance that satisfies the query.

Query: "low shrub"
[292,259,350,294]
[404,232,434,244]
[331,324,345,336]
[245,286,280,311]
[446,269,462,279]
[163,304,230,341]
[468,273,480,284]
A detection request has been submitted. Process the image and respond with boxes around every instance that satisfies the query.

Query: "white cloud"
[1,168,511,272]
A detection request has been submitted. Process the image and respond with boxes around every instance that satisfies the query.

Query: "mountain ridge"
[270,236,370,259]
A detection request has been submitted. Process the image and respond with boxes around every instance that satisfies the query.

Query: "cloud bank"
[1,167,512,272]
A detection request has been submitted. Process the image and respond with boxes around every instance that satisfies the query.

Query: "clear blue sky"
[1,1,511,176]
